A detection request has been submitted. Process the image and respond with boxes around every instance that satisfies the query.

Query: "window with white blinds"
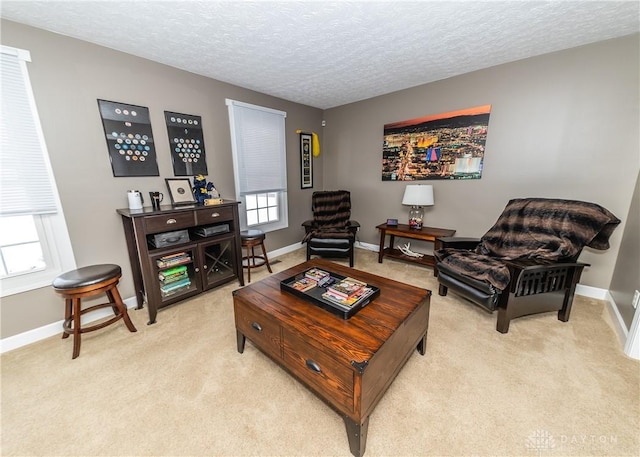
[226,99,288,232]
[1,47,57,216]
[0,46,75,296]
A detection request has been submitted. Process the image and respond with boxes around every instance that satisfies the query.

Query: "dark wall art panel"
[165,111,208,176]
[98,99,159,177]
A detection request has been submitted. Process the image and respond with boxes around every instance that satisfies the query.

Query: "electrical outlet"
[633,290,640,309]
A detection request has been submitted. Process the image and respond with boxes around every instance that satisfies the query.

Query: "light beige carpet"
[1,248,638,456]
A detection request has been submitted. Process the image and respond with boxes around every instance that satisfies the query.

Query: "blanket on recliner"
[436,248,510,292]
[302,190,355,243]
[436,198,620,290]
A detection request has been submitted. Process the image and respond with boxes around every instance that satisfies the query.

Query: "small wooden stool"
[52,264,137,359]
[241,229,272,283]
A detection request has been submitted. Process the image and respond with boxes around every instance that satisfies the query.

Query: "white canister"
[127,190,144,210]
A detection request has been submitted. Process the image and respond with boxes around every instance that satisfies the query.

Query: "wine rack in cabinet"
[117,201,244,324]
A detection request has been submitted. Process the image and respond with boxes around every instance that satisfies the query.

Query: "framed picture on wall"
[165,178,196,205]
[164,111,208,176]
[97,99,160,177]
[300,132,313,188]
[382,105,491,181]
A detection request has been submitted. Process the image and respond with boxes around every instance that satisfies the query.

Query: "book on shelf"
[159,271,188,284]
[160,277,191,293]
[157,259,188,269]
[161,284,192,298]
[156,253,191,268]
[159,252,187,261]
[290,277,317,292]
[158,265,188,281]
[327,277,367,299]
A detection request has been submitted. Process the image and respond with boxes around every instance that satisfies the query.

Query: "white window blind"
[226,99,288,232]
[0,46,57,216]
[0,45,75,297]
[227,100,287,195]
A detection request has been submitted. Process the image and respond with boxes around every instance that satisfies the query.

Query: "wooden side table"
[376,223,456,271]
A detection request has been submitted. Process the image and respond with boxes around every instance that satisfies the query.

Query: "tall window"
[226,99,288,232]
[0,46,75,296]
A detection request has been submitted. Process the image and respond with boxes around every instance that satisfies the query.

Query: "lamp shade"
[402,185,434,206]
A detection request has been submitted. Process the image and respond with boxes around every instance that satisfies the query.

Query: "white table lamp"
[402,185,434,229]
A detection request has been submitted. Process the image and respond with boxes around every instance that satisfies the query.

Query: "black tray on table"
[280,268,380,319]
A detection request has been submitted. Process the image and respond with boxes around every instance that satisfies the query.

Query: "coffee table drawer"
[235,301,281,359]
[283,330,354,413]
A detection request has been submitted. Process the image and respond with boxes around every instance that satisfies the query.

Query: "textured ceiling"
[2,1,639,109]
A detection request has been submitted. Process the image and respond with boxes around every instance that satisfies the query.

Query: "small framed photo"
[300,132,313,189]
[165,178,196,205]
[386,218,398,226]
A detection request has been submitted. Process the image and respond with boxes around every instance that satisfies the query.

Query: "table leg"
[377,229,386,263]
[236,330,246,353]
[433,238,444,277]
[343,415,369,457]
[417,332,427,355]
[147,305,158,325]
[120,216,145,309]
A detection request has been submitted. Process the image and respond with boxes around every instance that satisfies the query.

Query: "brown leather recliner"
[435,198,620,333]
[302,190,360,267]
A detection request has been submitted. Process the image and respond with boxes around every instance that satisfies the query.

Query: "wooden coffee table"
[233,259,431,457]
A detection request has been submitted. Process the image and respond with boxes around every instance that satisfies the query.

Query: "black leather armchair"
[302,190,360,267]
[435,198,620,333]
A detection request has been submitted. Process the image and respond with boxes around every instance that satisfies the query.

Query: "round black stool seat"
[240,229,266,242]
[240,229,272,283]
[52,263,136,359]
[52,264,121,289]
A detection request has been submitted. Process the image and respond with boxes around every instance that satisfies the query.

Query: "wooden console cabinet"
[117,201,244,324]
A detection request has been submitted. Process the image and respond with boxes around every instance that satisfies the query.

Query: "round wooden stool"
[240,229,272,283]
[52,264,137,359]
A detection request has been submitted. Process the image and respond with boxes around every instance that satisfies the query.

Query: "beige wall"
[0,20,323,338]
[1,20,638,341]
[323,34,639,291]
[610,172,640,329]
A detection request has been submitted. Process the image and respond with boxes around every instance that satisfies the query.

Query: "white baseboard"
[271,241,378,257]
[0,296,139,354]
[624,305,640,359]
[575,285,627,341]
[0,246,308,354]
[3,243,635,359]
[574,284,639,360]
[575,283,610,300]
[576,285,627,341]
[356,241,379,251]
[267,242,305,258]
[309,242,636,356]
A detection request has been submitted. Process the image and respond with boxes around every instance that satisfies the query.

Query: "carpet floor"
[1,248,638,456]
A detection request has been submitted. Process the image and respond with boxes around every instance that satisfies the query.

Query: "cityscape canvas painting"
[382,105,491,180]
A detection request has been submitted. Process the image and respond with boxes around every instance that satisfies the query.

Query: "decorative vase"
[408,206,423,229]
